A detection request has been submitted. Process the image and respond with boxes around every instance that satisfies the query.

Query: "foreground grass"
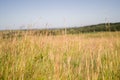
[0,32,120,80]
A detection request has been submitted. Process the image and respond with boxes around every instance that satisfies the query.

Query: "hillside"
[67,22,120,34]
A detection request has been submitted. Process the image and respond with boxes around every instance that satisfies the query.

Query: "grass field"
[0,31,120,80]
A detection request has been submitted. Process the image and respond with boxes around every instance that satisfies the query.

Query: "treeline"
[67,22,120,34]
[0,22,120,39]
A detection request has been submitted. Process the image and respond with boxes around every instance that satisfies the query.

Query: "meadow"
[0,31,120,80]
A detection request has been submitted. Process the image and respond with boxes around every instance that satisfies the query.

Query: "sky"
[0,0,120,30]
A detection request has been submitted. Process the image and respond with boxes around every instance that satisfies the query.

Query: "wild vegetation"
[0,29,120,80]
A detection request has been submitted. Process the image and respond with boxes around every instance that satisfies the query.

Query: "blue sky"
[0,0,120,30]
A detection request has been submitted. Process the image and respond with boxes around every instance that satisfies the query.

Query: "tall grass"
[0,31,120,80]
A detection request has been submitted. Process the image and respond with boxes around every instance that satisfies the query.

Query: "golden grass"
[0,31,120,80]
